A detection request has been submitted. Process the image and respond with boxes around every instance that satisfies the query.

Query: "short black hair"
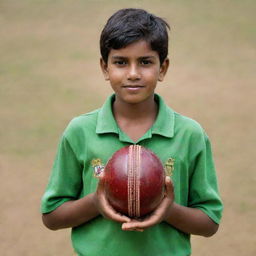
[100,8,170,65]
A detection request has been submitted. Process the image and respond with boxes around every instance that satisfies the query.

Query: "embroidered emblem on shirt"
[164,158,175,177]
[91,158,105,177]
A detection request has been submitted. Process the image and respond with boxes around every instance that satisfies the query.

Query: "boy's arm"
[42,175,130,230]
[122,177,219,237]
[42,193,98,230]
[165,204,219,237]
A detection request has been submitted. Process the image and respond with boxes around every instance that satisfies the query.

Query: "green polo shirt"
[41,94,223,256]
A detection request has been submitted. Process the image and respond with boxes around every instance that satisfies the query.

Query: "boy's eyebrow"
[139,56,157,59]
[111,56,126,60]
[111,55,157,59]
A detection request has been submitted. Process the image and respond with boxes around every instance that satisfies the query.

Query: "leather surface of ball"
[104,145,165,218]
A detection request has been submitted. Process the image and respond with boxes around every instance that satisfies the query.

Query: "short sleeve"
[188,133,223,224]
[41,134,83,213]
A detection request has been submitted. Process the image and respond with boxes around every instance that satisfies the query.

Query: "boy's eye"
[114,60,127,66]
[140,59,152,65]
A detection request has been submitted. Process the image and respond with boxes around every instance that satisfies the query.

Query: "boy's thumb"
[165,176,174,197]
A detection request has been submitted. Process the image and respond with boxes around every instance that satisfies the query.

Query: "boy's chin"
[116,94,155,105]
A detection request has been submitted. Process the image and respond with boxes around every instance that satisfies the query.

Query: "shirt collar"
[96,94,118,134]
[96,94,175,138]
[151,94,175,138]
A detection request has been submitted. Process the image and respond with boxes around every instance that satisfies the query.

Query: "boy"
[41,8,223,256]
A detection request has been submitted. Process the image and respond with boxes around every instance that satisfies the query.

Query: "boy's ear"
[158,58,169,82]
[100,58,109,81]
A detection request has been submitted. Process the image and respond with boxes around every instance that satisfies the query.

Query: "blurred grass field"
[0,0,255,255]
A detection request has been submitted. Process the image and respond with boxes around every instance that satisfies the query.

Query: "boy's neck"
[112,94,158,121]
[112,94,158,142]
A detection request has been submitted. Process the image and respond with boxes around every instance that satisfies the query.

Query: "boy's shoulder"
[171,111,210,154]
[63,108,100,137]
[72,108,100,124]
[173,110,206,137]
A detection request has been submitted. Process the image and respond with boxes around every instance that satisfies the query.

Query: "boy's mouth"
[122,85,145,89]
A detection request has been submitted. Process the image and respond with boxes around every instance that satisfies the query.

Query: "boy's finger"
[107,213,130,223]
[101,195,131,223]
[122,216,157,230]
[97,173,105,185]
[96,173,106,193]
[165,176,174,198]
[105,208,131,223]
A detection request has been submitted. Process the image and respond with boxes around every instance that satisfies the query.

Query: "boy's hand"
[121,176,174,232]
[93,173,131,224]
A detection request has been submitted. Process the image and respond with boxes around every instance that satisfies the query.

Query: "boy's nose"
[127,64,141,81]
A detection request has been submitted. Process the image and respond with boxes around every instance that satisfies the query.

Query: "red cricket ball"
[104,145,165,218]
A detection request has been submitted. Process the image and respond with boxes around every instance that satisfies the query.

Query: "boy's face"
[101,40,169,105]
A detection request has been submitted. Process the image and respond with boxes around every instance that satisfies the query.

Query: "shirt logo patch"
[91,158,105,177]
[164,158,175,177]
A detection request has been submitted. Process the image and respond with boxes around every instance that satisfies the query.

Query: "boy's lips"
[122,85,145,90]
